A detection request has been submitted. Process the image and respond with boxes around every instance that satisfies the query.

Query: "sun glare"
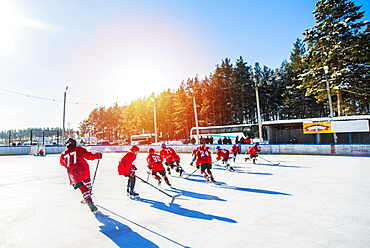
[0,0,19,55]
[0,0,59,55]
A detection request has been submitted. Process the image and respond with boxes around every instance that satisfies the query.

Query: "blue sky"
[0,0,369,132]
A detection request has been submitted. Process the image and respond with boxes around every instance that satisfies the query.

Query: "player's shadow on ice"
[257,162,302,168]
[138,198,237,223]
[96,205,190,248]
[94,211,158,248]
[212,164,245,173]
[185,175,212,184]
[171,187,226,201]
[216,183,292,196]
[247,171,273,176]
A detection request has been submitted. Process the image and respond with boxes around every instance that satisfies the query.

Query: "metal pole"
[324,66,337,143]
[193,92,200,144]
[323,67,334,118]
[254,77,263,143]
[62,86,68,142]
[153,102,158,143]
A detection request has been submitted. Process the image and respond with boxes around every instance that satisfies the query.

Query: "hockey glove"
[97,153,103,159]
[129,169,136,177]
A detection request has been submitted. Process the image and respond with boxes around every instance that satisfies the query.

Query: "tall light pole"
[190,88,200,144]
[150,96,158,143]
[253,76,263,143]
[323,66,334,118]
[323,66,338,143]
[62,86,68,142]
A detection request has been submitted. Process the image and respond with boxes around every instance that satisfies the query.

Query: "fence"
[1,144,369,156]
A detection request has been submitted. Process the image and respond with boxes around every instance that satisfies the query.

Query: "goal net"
[29,145,46,156]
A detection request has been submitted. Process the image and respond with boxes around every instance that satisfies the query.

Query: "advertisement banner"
[303,122,332,134]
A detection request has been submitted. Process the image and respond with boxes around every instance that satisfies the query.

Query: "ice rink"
[1,152,369,248]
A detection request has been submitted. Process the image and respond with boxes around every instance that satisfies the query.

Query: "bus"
[130,133,156,145]
[190,124,264,144]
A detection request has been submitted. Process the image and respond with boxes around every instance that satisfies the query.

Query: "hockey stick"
[185,168,199,179]
[80,159,100,203]
[91,159,100,188]
[137,176,182,198]
[146,171,150,181]
[258,155,280,165]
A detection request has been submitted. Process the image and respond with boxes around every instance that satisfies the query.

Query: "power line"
[0,87,105,106]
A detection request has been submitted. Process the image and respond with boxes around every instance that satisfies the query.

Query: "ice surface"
[0,153,370,248]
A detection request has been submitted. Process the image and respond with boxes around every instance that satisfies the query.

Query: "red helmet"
[148,148,155,154]
[130,145,140,152]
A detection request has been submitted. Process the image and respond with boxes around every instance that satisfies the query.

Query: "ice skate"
[128,190,140,199]
[210,176,217,183]
[129,190,139,196]
[205,175,210,184]
[87,201,98,212]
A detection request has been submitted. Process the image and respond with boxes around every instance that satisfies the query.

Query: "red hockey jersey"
[118,152,137,176]
[147,153,165,172]
[60,146,101,185]
[216,149,230,160]
[196,149,212,166]
[160,147,180,162]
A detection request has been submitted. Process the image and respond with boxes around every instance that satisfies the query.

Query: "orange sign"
[303,122,332,134]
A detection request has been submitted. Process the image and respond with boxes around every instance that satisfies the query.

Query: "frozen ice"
[0,153,369,247]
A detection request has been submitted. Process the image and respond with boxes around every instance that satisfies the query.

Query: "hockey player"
[37,149,45,156]
[118,145,140,198]
[147,148,171,187]
[196,144,216,183]
[60,138,102,212]
[246,143,261,164]
[215,146,234,171]
[159,143,185,176]
[230,144,240,163]
[190,146,199,166]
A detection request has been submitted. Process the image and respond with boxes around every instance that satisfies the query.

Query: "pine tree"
[173,83,196,139]
[210,59,234,125]
[301,0,369,116]
[198,77,217,127]
[232,57,254,123]
[280,38,326,118]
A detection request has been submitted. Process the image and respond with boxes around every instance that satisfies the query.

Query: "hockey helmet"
[148,147,155,154]
[130,145,140,152]
[66,138,77,148]
[254,142,259,146]
[216,145,221,150]
[161,143,166,148]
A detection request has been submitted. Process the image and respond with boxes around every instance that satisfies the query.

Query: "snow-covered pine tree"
[301,0,370,115]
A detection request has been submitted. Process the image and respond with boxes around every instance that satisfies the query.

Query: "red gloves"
[129,165,137,177]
